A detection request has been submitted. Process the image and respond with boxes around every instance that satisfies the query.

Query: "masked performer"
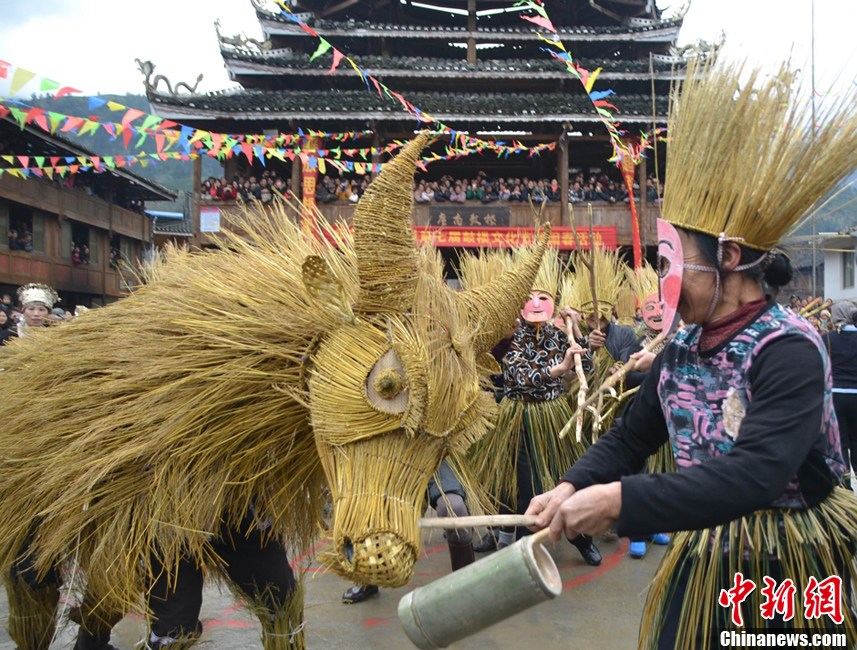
[472,249,601,565]
[527,59,857,649]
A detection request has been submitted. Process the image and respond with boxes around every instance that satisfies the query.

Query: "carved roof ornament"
[136,59,203,97]
[668,33,723,62]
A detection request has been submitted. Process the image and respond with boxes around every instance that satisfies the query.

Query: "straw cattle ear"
[302,255,353,322]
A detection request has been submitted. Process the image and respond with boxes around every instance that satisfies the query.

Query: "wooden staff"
[564,316,588,442]
[419,514,538,529]
[558,330,668,439]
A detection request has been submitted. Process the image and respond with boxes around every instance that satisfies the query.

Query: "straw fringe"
[469,398,587,509]
[638,487,857,650]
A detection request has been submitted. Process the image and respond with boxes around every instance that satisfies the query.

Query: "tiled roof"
[257,12,682,41]
[149,89,667,122]
[221,48,680,78]
[153,217,193,236]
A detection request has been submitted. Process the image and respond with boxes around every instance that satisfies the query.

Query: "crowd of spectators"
[412,172,664,205]
[71,242,91,266]
[203,170,293,203]
[7,221,34,252]
[201,168,665,206]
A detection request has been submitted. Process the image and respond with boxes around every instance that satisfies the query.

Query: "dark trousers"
[833,392,857,475]
[148,524,295,638]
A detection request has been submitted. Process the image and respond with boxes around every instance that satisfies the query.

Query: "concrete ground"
[0,531,665,649]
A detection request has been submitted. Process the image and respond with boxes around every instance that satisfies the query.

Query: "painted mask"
[521,291,555,324]
[641,293,664,331]
[656,218,683,332]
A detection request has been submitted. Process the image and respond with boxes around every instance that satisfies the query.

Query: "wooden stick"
[581,330,667,411]
[419,514,538,529]
[564,316,587,442]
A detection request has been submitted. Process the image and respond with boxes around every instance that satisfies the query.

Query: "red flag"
[299,23,319,37]
[54,86,80,98]
[50,156,60,167]
[240,142,254,163]
[327,49,344,74]
[61,116,84,133]
[155,133,165,154]
[17,156,29,168]
[0,60,9,79]
[25,107,48,131]
[0,105,9,119]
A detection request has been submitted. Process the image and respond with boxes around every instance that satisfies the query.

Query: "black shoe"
[73,628,119,650]
[342,584,379,604]
[472,531,499,553]
[569,534,602,566]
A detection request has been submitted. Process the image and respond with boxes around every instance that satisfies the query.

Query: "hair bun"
[763,252,793,288]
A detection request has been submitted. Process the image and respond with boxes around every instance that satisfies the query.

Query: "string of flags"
[513,0,664,165]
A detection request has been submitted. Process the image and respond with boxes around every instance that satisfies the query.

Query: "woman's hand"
[525,482,576,530]
[546,482,622,542]
[629,349,656,373]
[527,482,622,542]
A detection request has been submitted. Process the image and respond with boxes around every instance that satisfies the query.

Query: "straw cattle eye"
[365,349,409,415]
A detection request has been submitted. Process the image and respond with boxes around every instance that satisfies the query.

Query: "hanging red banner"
[413,226,618,250]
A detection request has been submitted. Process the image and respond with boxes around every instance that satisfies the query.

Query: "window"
[70,222,91,266]
[843,250,855,289]
[0,201,8,250]
[8,203,43,253]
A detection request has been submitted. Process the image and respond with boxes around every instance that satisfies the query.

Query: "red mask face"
[521,291,555,324]
[641,293,664,331]
[656,218,683,332]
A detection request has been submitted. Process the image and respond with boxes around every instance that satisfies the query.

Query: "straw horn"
[353,132,431,314]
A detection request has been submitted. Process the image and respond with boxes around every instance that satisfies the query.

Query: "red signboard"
[413,226,618,250]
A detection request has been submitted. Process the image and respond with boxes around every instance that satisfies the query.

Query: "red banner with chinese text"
[413,226,618,250]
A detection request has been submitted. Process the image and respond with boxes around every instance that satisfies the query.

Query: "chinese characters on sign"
[428,206,510,228]
[413,226,618,250]
[718,573,843,627]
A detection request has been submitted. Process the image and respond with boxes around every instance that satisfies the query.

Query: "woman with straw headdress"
[471,248,602,565]
[527,58,857,648]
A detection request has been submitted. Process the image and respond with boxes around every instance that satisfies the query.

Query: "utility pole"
[810,0,818,296]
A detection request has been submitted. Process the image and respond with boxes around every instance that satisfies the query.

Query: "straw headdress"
[457,249,514,291]
[663,58,857,251]
[626,262,659,300]
[509,245,560,297]
[561,247,628,321]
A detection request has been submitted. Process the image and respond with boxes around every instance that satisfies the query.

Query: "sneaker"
[629,540,648,559]
[651,533,671,546]
[472,531,499,553]
[342,584,379,604]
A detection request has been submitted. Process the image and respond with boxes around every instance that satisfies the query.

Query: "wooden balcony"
[0,249,130,298]
[0,172,151,242]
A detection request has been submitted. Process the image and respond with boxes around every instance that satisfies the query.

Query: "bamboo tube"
[799,297,822,316]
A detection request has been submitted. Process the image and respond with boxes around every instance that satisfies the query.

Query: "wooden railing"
[0,249,131,298]
[0,173,151,241]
